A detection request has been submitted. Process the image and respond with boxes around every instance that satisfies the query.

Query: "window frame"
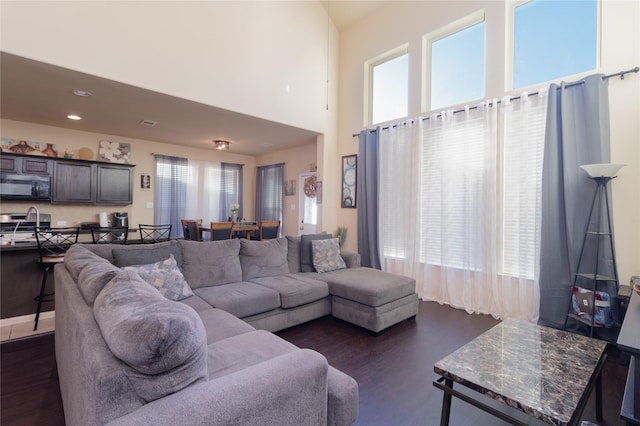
[364,44,409,126]
[422,9,486,113]
[505,0,601,91]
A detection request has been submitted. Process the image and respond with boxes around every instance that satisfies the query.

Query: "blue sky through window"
[514,0,598,89]
[372,53,408,124]
[430,22,485,111]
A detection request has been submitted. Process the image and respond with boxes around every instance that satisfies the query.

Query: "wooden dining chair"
[259,220,280,240]
[180,219,202,241]
[210,221,233,241]
[139,224,172,243]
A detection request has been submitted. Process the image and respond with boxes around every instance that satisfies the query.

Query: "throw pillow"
[239,238,289,280]
[311,238,347,273]
[94,270,207,402]
[122,254,193,301]
[300,233,332,272]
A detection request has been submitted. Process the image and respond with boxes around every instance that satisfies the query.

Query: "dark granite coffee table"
[433,319,607,426]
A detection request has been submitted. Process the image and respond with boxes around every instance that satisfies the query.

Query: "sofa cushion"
[64,244,120,304]
[112,241,183,269]
[193,282,280,318]
[196,308,256,344]
[93,270,207,402]
[122,254,193,301]
[180,239,242,288]
[286,235,302,273]
[250,274,329,308]
[314,267,416,307]
[239,238,289,281]
[300,233,332,272]
[83,240,182,265]
[312,238,347,273]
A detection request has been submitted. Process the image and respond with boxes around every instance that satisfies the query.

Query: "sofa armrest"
[340,251,361,268]
[106,349,329,426]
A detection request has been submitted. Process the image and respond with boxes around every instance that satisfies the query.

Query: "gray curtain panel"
[221,162,244,221]
[357,129,381,269]
[255,163,284,232]
[154,155,188,238]
[538,74,618,328]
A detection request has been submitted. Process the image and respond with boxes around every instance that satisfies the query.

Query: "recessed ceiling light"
[72,89,92,97]
[67,114,82,120]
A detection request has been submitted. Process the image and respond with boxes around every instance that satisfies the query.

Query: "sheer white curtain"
[184,160,223,225]
[378,93,547,321]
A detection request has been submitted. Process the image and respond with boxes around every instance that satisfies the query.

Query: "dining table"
[198,222,259,240]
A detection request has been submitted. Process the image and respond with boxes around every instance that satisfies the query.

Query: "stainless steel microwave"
[0,173,51,201]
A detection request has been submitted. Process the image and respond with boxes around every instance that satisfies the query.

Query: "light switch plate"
[146,202,154,209]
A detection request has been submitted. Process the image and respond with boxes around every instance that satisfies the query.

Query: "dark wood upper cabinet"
[52,161,95,204]
[96,164,133,205]
[22,157,51,174]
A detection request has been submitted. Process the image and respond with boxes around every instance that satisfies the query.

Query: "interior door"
[299,173,318,234]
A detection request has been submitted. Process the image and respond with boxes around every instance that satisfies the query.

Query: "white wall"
[337,1,640,282]
[0,1,336,135]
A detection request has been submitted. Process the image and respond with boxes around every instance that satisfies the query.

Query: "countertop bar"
[434,320,607,425]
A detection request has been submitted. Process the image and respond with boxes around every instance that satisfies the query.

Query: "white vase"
[231,212,238,223]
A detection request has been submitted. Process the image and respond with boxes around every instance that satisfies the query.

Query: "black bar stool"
[33,227,79,330]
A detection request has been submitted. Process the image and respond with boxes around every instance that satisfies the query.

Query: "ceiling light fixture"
[214,140,231,150]
[72,89,92,97]
[67,114,82,120]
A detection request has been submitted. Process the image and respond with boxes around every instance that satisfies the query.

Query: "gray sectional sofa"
[54,236,418,425]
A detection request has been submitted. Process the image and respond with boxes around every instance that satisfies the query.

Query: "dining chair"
[139,224,172,243]
[210,221,233,241]
[34,226,79,330]
[259,220,280,240]
[180,219,202,241]
[91,226,129,244]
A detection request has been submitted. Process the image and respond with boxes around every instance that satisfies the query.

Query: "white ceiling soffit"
[0,52,320,156]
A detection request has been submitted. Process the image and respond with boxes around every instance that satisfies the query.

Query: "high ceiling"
[0,1,389,156]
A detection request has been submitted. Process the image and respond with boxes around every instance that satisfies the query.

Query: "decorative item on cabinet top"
[1,138,58,157]
[98,140,131,164]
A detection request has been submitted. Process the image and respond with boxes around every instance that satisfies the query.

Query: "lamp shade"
[579,163,625,178]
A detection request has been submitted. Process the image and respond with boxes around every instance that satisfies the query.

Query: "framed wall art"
[341,154,356,208]
[140,174,151,190]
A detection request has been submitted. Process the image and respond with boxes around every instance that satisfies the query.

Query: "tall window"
[255,163,284,232]
[510,0,598,89]
[155,157,243,237]
[367,45,409,125]
[425,11,485,111]
[155,155,188,237]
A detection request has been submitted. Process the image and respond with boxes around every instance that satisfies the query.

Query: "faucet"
[26,206,40,230]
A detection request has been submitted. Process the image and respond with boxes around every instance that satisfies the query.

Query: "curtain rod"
[352,66,639,137]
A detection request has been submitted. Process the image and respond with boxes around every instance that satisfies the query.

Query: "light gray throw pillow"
[312,238,347,273]
[93,270,207,402]
[122,254,193,301]
[300,233,332,272]
[239,238,290,280]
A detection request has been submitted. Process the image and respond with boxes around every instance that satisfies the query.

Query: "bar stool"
[139,224,172,243]
[91,226,129,244]
[33,227,79,330]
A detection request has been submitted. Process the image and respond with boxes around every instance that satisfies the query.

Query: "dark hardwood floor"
[1,301,629,426]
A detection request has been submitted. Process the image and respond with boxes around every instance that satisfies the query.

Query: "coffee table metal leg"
[439,377,453,426]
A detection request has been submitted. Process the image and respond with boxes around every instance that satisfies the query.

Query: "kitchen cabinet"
[96,164,133,204]
[52,161,95,203]
[0,154,50,174]
[52,161,133,205]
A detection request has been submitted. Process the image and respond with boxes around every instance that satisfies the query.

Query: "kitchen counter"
[0,229,140,318]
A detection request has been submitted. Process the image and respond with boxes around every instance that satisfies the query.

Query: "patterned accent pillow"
[311,238,347,273]
[123,254,194,301]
